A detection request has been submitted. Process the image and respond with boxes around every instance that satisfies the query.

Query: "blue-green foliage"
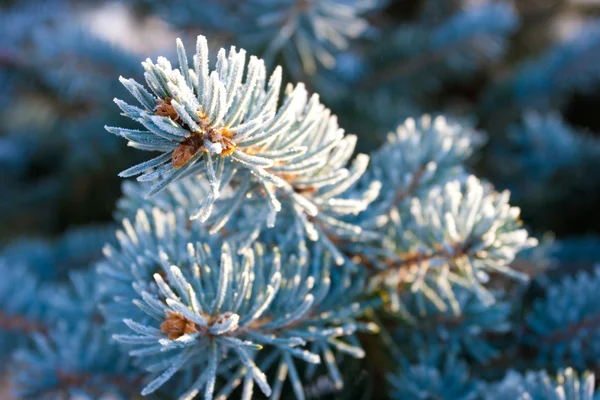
[13,321,139,399]
[127,0,241,34]
[333,1,519,145]
[388,350,481,400]
[0,0,139,165]
[1,224,117,279]
[390,362,599,400]
[241,0,386,77]
[0,251,141,397]
[100,208,378,399]
[12,268,141,399]
[549,235,600,271]
[495,112,600,204]
[0,260,52,364]
[369,175,536,309]
[124,0,386,81]
[524,267,600,370]
[482,21,600,118]
[362,115,485,218]
[373,2,517,92]
[0,0,142,239]
[2,1,600,399]
[508,113,599,182]
[486,369,598,400]
[394,285,512,364]
[109,36,380,261]
[99,35,533,399]
[490,112,600,233]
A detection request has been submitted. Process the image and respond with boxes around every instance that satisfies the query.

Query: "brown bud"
[160,311,199,340]
[155,98,180,122]
[172,134,204,169]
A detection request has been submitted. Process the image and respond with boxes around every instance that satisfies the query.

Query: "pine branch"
[524,266,600,370]
[0,312,47,335]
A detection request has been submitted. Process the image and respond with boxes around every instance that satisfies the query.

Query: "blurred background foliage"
[2,0,600,397]
[2,0,600,244]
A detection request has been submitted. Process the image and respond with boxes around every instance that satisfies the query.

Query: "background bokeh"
[2,0,600,398]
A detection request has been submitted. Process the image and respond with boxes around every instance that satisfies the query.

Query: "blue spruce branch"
[100,209,378,399]
[524,266,600,370]
[108,35,380,261]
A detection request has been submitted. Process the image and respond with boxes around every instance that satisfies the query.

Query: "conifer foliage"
[2,0,600,399]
